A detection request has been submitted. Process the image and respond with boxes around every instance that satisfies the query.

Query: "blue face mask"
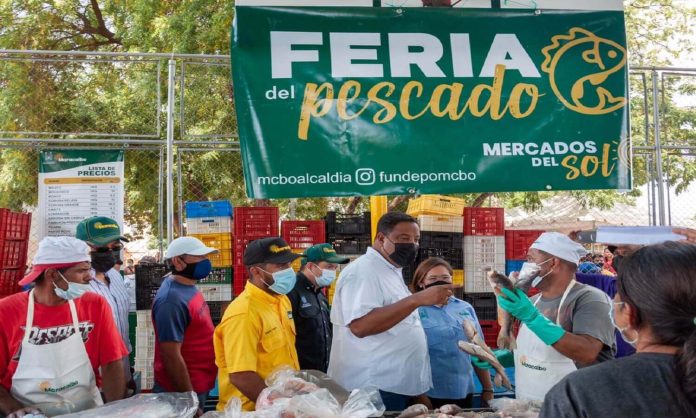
[53,272,91,301]
[175,258,212,280]
[308,264,336,288]
[259,267,296,295]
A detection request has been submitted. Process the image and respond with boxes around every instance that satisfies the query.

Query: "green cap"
[301,243,350,266]
[75,216,129,247]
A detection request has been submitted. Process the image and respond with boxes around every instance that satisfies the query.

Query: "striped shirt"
[89,268,132,353]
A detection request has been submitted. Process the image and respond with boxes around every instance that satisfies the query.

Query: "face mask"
[53,272,91,301]
[260,267,297,295]
[315,268,336,288]
[91,250,117,273]
[385,237,418,267]
[526,258,553,288]
[423,280,450,290]
[174,258,212,280]
[609,301,637,347]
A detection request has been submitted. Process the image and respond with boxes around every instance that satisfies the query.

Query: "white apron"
[514,280,577,401]
[10,290,103,416]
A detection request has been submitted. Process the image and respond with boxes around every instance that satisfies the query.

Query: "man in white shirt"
[328,212,454,411]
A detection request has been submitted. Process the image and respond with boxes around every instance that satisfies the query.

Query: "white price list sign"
[38,150,125,238]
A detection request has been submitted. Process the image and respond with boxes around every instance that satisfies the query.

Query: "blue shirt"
[89,268,132,353]
[418,298,483,399]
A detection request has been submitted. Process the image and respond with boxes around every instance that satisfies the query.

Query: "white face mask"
[609,301,638,347]
[53,272,91,301]
[518,258,553,287]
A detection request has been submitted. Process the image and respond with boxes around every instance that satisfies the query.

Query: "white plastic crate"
[417,215,464,233]
[134,359,155,390]
[197,284,233,302]
[464,236,505,266]
[136,310,153,328]
[186,216,232,234]
[464,264,505,293]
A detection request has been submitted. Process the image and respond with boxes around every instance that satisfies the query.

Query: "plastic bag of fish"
[396,398,542,418]
[201,366,385,418]
[55,392,199,418]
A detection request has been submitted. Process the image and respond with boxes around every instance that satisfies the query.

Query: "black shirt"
[287,272,332,372]
[540,353,687,418]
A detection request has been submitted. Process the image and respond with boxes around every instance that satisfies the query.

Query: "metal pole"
[158,147,165,258]
[652,70,666,226]
[166,59,176,243]
[177,150,184,235]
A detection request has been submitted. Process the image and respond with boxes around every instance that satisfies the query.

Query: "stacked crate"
[504,230,544,275]
[133,310,156,390]
[0,209,31,299]
[325,212,371,256]
[406,196,467,287]
[233,207,279,295]
[186,201,234,303]
[281,220,325,272]
[463,207,505,338]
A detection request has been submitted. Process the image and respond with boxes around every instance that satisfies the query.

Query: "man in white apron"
[0,237,128,417]
[498,232,616,401]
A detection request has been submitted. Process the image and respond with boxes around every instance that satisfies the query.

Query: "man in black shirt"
[287,244,349,372]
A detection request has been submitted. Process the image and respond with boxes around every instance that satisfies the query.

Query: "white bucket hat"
[530,232,588,265]
[20,236,91,286]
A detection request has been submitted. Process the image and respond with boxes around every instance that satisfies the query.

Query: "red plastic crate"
[0,240,28,269]
[0,209,32,241]
[505,230,544,259]
[233,267,249,296]
[233,207,279,237]
[479,320,502,349]
[281,220,326,249]
[464,207,505,236]
[0,269,23,298]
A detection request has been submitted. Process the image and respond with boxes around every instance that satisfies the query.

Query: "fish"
[486,270,518,351]
[457,340,513,391]
[397,404,429,417]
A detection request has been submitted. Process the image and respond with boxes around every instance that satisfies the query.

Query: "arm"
[348,285,454,338]
[101,358,126,402]
[474,366,494,403]
[0,386,27,416]
[160,342,194,392]
[551,333,604,365]
[229,371,266,403]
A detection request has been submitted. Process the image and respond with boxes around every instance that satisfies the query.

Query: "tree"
[0,0,694,236]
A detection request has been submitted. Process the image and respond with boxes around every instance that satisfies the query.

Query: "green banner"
[231,6,631,199]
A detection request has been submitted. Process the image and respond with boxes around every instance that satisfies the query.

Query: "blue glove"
[498,288,565,346]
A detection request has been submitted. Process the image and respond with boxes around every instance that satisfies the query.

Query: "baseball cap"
[301,243,350,266]
[530,232,588,265]
[243,237,304,266]
[20,236,92,286]
[164,236,218,260]
[76,216,129,247]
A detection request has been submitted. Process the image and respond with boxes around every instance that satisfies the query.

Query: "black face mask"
[91,251,117,273]
[385,237,418,267]
[423,280,450,290]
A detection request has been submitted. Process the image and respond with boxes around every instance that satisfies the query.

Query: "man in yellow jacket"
[214,237,302,411]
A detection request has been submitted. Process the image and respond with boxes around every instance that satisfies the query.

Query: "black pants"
[429,394,474,409]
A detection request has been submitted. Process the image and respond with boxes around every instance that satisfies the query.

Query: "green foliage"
[0,0,694,233]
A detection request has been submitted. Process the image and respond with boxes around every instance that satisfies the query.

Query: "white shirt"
[328,247,432,395]
[88,268,132,353]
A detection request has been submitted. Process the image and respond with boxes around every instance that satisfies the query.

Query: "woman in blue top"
[411,257,494,409]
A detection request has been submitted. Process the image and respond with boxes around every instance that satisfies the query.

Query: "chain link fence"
[0,50,695,264]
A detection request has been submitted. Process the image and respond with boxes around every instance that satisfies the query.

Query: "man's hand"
[673,227,696,244]
[413,284,455,306]
[497,288,538,323]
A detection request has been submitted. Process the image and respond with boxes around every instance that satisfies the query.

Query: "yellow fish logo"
[269,244,291,253]
[541,27,626,115]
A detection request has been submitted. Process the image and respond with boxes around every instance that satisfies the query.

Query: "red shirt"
[152,278,216,393]
[0,291,128,390]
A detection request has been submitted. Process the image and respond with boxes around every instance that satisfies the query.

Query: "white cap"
[530,232,588,265]
[164,236,218,260]
[20,237,91,285]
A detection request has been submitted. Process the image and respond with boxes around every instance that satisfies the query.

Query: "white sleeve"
[331,266,383,327]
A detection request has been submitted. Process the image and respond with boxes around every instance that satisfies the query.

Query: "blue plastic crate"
[186,201,233,218]
[209,377,219,397]
[505,260,525,275]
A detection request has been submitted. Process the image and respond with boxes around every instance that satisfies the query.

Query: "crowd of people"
[0,212,695,418]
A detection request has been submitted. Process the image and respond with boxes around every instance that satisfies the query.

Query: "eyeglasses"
[425,274,451,281]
